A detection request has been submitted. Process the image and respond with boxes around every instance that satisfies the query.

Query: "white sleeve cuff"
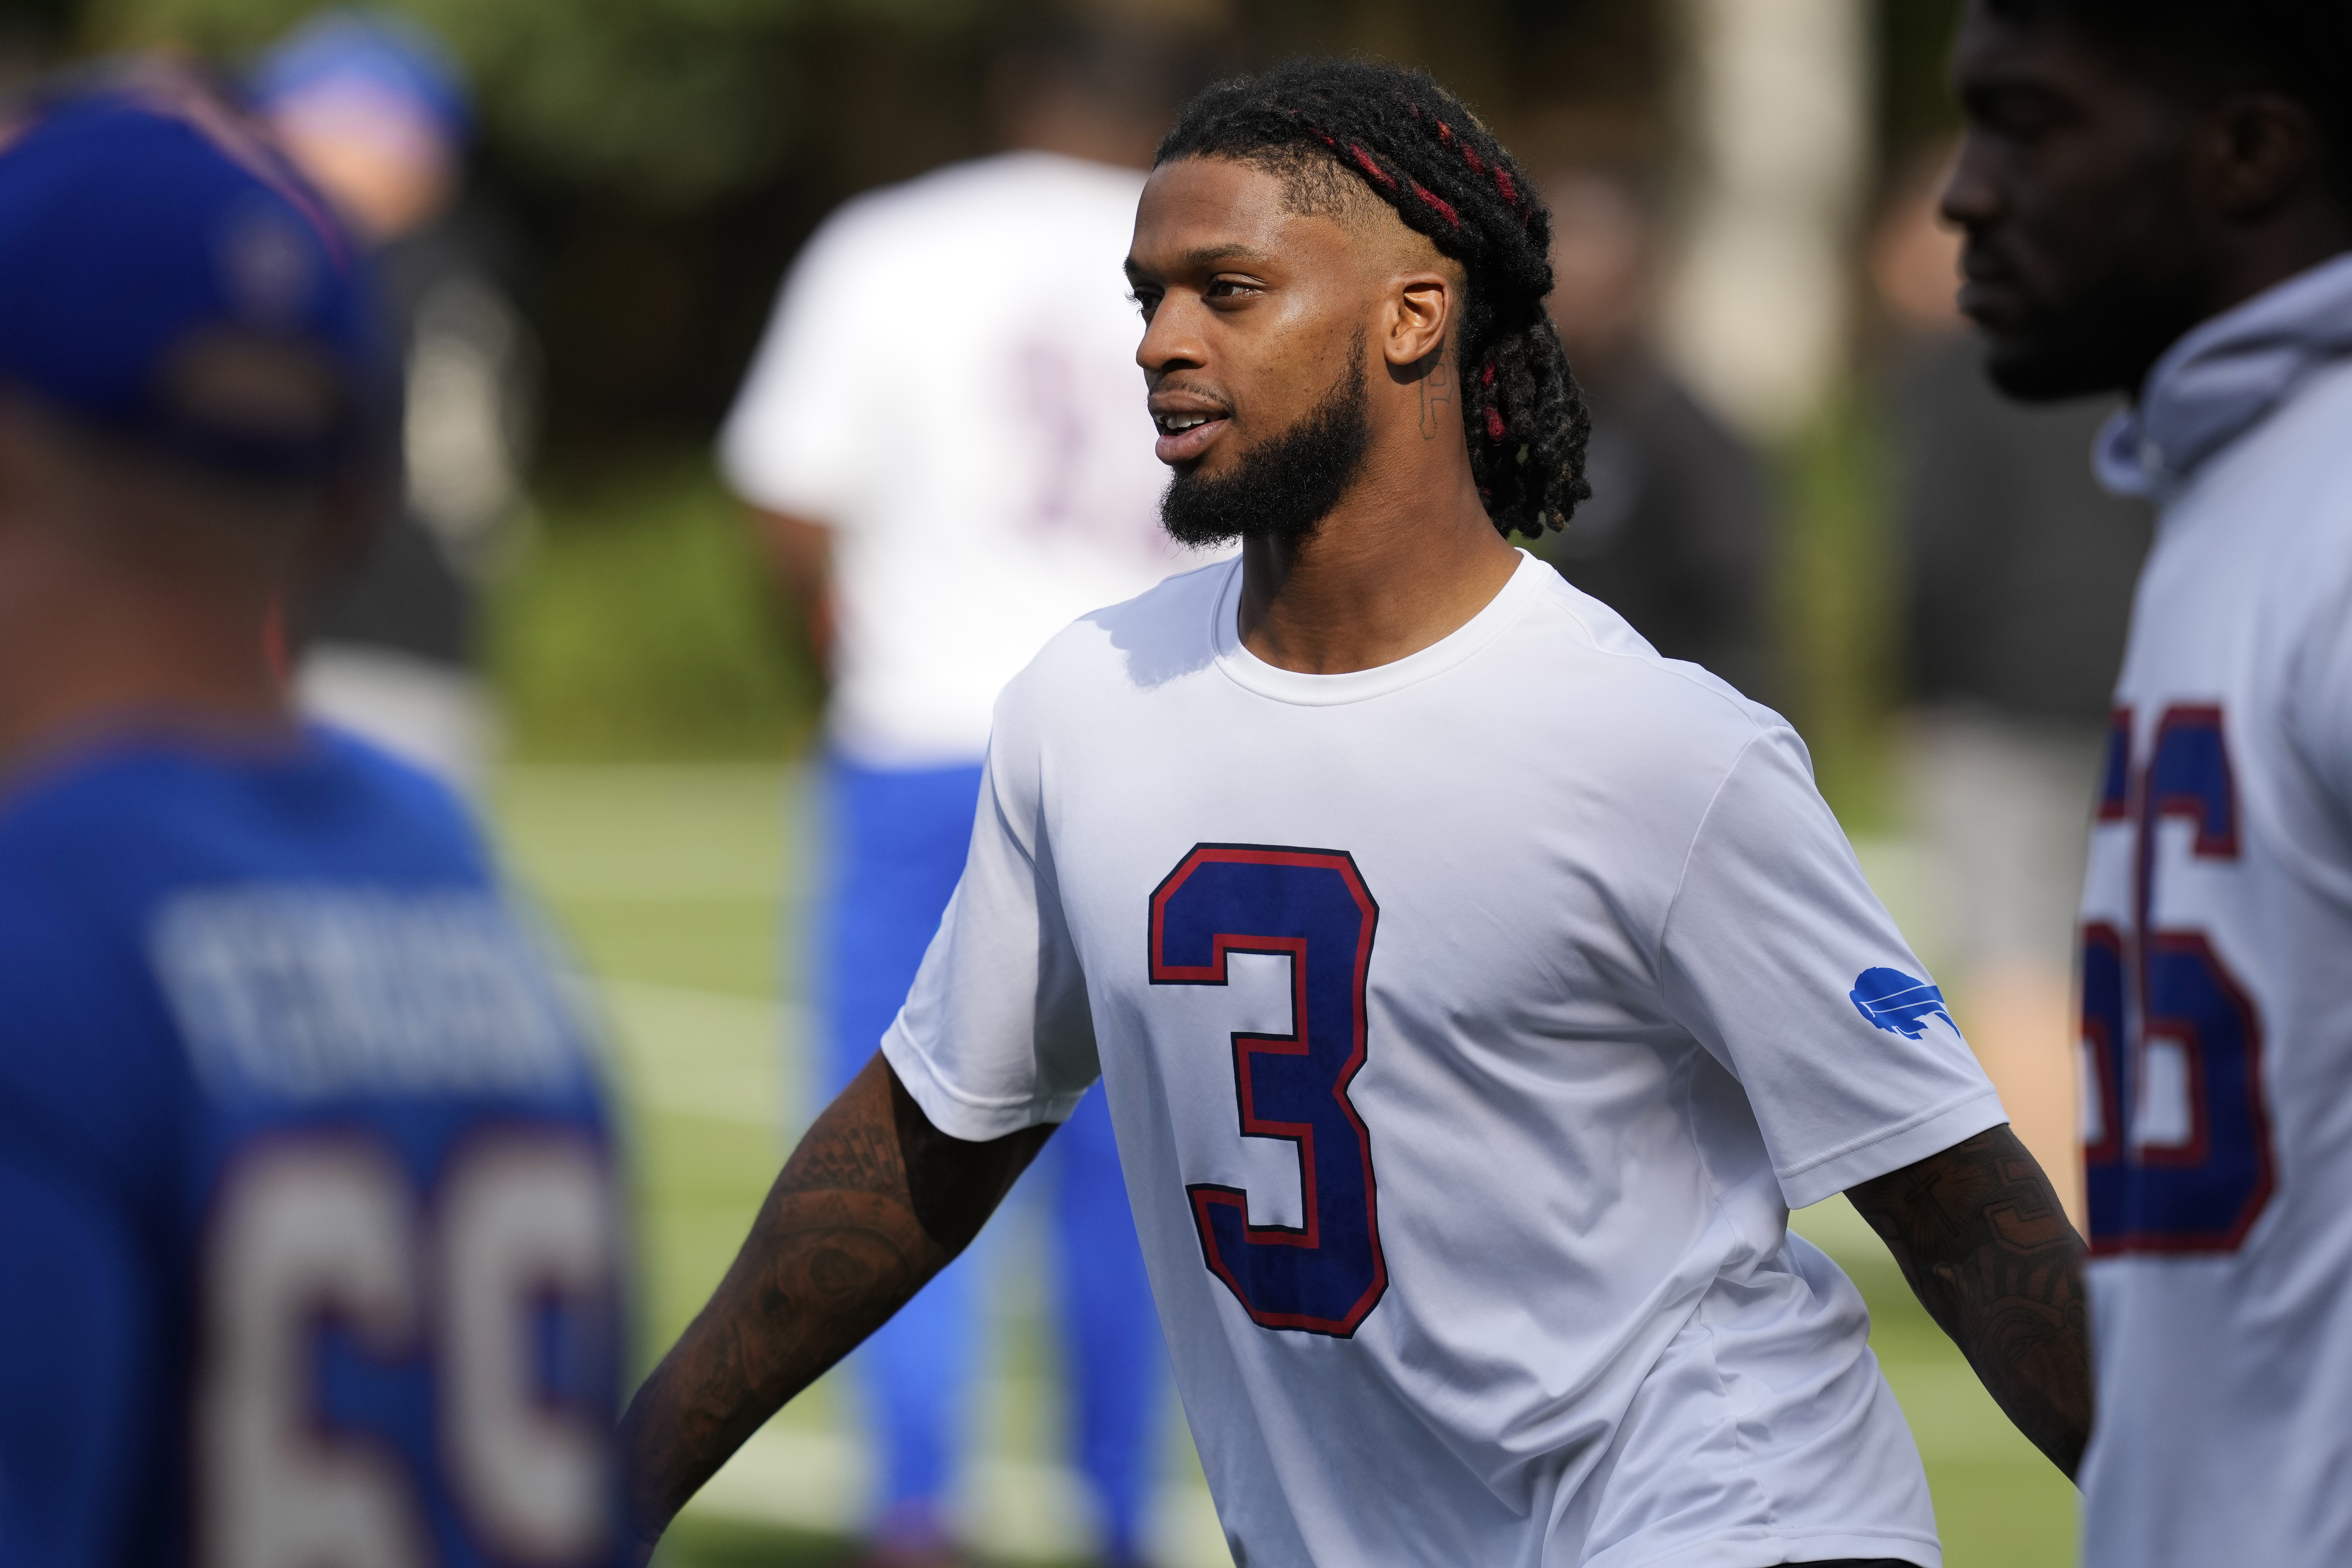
[879,1020,1087,1143]
[1775,1086,2010,1211]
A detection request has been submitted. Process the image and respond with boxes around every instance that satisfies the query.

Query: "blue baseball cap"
[0,71,391,481]
[252,10,470,144]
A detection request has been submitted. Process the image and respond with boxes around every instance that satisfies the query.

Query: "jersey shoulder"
[2191,356,2352,536]
[887,150,1143,216]
[999,551,1787,739]
[1513,561,1788,745]
[0,726,490,896]
[1446,563,1805,843]
[2158,357,2352,665]
[1000,554,1234,714]
[1,729,593,1189]
[816,150,1142,261]
[301,725,496,872]
[0,729,500,1042]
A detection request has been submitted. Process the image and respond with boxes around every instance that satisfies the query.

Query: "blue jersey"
[0,730,625,1567]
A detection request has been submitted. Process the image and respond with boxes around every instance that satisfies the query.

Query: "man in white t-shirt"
[1943,3,2352,1563]
[629,59,2091,1568]
[715,22,1213,1564]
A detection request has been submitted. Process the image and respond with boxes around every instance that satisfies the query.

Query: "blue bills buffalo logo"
[1848,967,1954,1041]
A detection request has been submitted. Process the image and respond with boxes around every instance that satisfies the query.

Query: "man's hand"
[618,1053,1051,1558]
[1846,1124,2092,1479]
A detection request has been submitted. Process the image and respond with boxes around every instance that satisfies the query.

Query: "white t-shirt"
[719,151,1201,767]
[883,552,2003,1568]
[2076,355,2352,1568]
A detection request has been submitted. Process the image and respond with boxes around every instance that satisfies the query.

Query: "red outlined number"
[2081,705,2274,1255]
[1149,845,1387,1336]
[197,1130,618,1566]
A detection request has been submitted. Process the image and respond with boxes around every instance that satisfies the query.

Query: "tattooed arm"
[1846,1124,2092,1479]
[618,1052,1052,1555]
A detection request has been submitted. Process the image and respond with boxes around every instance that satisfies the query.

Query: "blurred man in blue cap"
[0,69,625,1566]
[255,9,535,794]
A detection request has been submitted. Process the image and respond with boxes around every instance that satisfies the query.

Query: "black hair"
[1985,0,2352,206]
[1155,58,1590,538]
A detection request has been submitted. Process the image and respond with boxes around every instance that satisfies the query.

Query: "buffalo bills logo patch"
[1849,967,1953,1040]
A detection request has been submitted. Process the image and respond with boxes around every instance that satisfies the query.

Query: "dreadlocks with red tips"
[1155,58,1592,537]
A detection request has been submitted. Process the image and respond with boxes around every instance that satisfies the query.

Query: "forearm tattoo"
[618,1055,1050,1553]
[1848,1125,2093,1480]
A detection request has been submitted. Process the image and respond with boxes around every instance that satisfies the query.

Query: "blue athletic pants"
[818,755,1163,1558]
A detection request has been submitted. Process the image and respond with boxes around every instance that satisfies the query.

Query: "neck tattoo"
[1417,346,1452,440]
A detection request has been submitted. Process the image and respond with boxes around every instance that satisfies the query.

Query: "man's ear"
[2201,91,2324,221]
[1386,272,1455,372]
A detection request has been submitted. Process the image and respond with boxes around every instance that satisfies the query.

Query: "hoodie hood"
[2096,250,2352,500]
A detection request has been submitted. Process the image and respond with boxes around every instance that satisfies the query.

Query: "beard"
[1970,235,2210,403]
[1160,333,1371,549]
[1981,275,2206,401]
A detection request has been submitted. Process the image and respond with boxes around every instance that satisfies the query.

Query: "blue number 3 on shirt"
[1149,845,1388,1336]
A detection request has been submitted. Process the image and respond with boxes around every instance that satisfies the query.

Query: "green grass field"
[490,763,2078,1568]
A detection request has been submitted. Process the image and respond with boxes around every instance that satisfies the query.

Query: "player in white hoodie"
[1945,3,2352,1563]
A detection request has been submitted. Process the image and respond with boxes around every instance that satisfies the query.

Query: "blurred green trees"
[12,0,1970,787]
[489,465,818,758]
[86,0,987,200]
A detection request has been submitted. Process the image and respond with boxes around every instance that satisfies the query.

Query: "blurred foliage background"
[489,466,817,757]
[3,0,1966,799]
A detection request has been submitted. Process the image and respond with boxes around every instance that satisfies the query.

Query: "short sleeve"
[1659,727,2005,1209]
[715,204,894,522]
[880,687,1100,1141]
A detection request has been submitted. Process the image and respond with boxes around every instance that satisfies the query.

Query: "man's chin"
[1160,331,1372,550]
[1980,327,2138,403]
[1970,262,2208,403]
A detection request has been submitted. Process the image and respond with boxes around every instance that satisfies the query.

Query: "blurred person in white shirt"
[716,19,1218,1566]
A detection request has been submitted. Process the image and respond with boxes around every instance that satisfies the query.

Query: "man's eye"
[1206,278,1251,300]
[1971,88,2065,143]
[1129,291,1158,319]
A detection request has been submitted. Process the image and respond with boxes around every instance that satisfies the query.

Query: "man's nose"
[1940,133,2000,230]
[1138,298,1207,375]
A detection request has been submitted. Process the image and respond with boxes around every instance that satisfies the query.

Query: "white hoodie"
[2078,252,2352,1568]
